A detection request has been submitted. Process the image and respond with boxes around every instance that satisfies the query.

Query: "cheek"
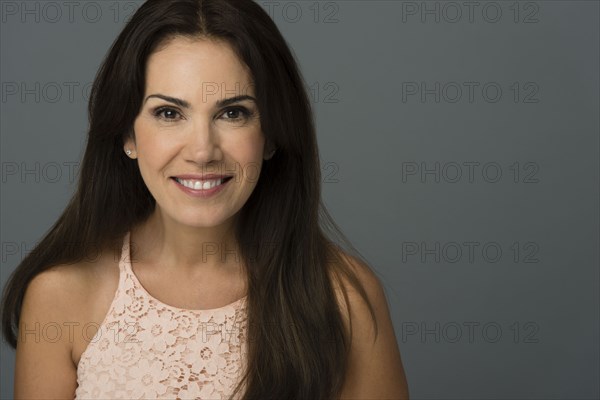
[136,116,182,150]
[133,120,172,178]
[236,135,265,185]
[228,130,265,159]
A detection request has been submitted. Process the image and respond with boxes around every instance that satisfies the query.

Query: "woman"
[1,0,409,398]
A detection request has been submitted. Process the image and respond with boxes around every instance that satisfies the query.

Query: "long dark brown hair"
[1,0,380,398]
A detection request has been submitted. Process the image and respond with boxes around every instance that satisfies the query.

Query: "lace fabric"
[74,231,248,399]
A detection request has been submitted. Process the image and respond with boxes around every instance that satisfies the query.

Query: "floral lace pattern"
[75,232,248,399]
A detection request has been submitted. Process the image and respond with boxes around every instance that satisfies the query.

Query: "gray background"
[1,1,598,399]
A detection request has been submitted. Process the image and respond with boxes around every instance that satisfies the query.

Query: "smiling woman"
[0,0,409,399]
[128,37,270,235]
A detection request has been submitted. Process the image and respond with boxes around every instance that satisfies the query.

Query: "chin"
[177,216,226,228]
[173,210,235,228]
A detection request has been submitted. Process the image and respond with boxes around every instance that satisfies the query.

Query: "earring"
[126,149,132,155]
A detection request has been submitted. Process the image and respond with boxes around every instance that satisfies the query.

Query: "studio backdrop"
[1,1,598,399]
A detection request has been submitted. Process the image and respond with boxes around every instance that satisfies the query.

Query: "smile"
[171,176,233,198]
[174,177,229,190]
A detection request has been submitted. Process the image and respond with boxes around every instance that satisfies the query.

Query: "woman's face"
[125,36,270,228]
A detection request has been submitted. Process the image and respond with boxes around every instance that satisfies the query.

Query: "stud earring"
[126,149,132,155]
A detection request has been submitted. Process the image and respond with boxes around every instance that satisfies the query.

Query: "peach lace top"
[74,231,249,399]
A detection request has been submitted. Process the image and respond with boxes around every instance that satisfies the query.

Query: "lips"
[170,176,233,189]
[170,175,233,198]
[171,174,233,180]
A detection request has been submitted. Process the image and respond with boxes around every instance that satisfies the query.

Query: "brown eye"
[221,106,253,122]
[153,107,182,121]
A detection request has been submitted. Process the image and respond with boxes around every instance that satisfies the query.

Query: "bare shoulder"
[20,258,107,344]
[25,245,118,308]
[20,247,120,359]
[15,262,90,398]
[23,262,90,322]
[327,249,384,326]
[15,247,121,397]
[328,248,410,399]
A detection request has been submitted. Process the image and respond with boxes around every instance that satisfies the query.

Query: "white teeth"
[175,178,224,190]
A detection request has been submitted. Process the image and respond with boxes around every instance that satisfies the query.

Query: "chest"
[71,263,247,367]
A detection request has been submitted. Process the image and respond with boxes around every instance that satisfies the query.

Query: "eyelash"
[152,106,253,123]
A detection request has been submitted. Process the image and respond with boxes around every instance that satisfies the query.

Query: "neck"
[130,207,243,276]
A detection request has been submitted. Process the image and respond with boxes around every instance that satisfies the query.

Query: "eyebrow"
[144,94,256,108]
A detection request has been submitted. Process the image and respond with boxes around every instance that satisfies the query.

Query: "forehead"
[144,36,254,99]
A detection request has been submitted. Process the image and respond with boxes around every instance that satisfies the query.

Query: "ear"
[263,140,276,161]
[123,134,137,159]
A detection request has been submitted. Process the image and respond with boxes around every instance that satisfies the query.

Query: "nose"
[183,118,222,165]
